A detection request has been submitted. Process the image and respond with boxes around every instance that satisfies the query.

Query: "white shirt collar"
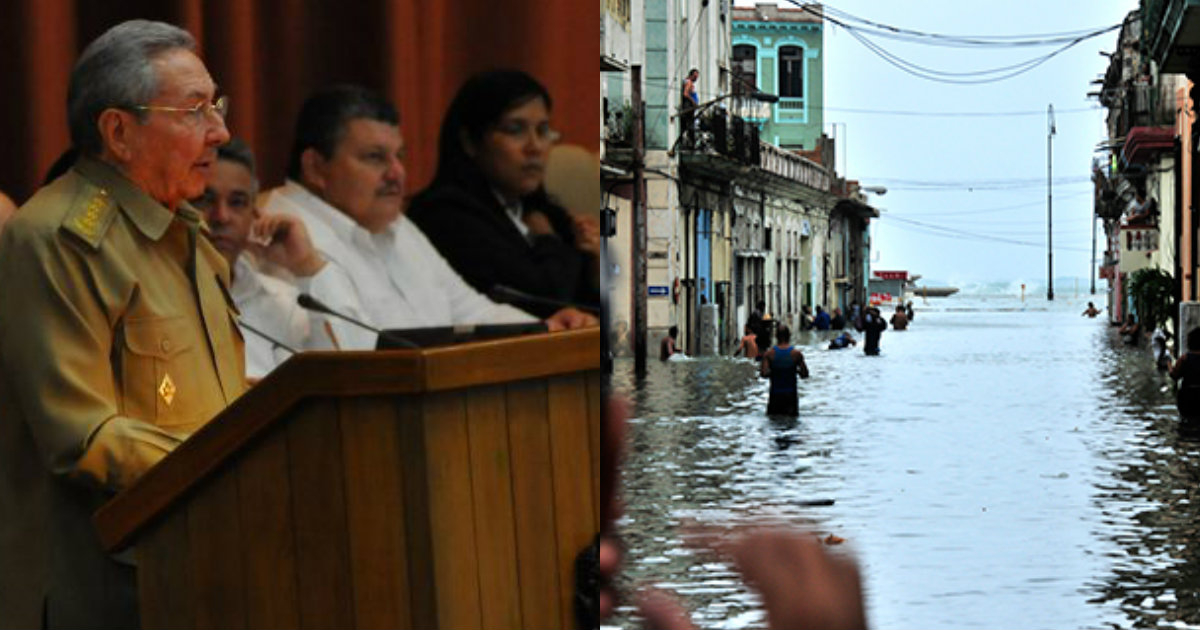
[280,179,397,248]
[493,188,529,240]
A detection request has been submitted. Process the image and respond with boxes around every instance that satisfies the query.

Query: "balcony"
[679,108,760,166]
[602,97,638,170]
[1092,163,1130,221]
[680,122,832,201]
[758,142,830,192]
[730,96,771,124]
[777,97,806,122]
[1144,0,1200,73]
[1122,125,1175,164]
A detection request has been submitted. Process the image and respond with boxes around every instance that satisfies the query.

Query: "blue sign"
[648,285,670,297]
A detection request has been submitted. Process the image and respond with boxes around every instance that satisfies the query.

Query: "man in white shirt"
[260,84,593,349]
[194,138,336,377]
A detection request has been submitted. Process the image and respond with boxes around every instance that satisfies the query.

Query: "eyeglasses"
[493,119,561,144]
[131,95,229,124]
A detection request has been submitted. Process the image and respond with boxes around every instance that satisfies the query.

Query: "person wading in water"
[761,326,809,416]
[1170,327,1200,421]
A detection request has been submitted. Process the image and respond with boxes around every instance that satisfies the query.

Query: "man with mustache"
[261,85,594,349]
[193,138,336,378]
[0,20,243,628]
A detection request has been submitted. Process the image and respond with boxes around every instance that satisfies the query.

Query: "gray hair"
[67,20,196,156]
[217,137,257,177]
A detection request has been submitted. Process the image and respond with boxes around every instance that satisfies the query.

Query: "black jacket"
[408,185,599,318]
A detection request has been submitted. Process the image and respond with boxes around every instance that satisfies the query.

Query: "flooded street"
[608,294,1200,629]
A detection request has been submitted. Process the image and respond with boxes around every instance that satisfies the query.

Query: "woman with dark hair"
[408,69,599,318]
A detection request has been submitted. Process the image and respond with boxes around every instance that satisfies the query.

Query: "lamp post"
[632,65,647,375]
[1047,104,1056,301]
[858,187,886,306]
[1091,214,1097,295]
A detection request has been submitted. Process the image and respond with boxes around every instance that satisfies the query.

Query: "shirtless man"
[732,324,759,359]
[660,325,680,360]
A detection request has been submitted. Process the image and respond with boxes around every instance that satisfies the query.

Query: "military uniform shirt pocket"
[120,316,198,427]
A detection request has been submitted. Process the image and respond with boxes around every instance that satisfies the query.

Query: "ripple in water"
[609,296,1200,629]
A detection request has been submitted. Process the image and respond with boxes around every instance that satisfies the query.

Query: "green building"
[731,3,824,150]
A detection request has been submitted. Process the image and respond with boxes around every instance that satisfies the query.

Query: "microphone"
[236,317,300,355]
[296,293,419,349]
[488,284,601,315]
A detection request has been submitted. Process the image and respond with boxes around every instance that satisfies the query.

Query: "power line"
[840,23,1108,84]
[862,175,1093,191]
[820,105,1101,118]
[641,77,1104,117]
[897,191,1093,217]
[786,1,1121,84]
[883,214,1092,252]
[814,3,1122,48]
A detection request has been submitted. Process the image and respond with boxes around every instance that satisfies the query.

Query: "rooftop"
[732,3,823,24]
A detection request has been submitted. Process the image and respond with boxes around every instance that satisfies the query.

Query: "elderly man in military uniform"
[0,20,242,629]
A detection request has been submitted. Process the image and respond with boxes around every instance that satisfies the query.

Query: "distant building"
[732,3,825,150]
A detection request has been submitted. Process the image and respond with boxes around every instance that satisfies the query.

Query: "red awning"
[1122,126,1175,164]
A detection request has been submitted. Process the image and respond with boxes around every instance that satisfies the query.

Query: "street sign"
[648,285,669,297]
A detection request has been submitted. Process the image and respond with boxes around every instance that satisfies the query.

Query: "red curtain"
[0,0,600,203]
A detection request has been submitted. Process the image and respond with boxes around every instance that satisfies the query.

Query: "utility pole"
[1090,215,1097,294]
[1047,103,1056,301]
[632,65,648,375]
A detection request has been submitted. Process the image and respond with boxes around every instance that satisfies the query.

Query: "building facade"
[603,1,875,361]
[732,4,825,150]
[1094,8,1191,331]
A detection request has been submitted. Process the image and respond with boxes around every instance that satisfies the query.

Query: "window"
[733,44,757,95]
[779,46,804,98]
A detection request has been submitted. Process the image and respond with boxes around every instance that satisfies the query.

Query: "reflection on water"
[608,296,1200,629]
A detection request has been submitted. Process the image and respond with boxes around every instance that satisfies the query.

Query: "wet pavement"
[607,295,1200,629]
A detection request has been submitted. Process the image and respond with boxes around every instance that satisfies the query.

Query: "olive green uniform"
[0,156,246,629]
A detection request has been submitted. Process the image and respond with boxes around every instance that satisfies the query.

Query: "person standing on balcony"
[681,68,699,143]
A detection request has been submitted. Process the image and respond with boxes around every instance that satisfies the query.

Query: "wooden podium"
[94,328,601,630]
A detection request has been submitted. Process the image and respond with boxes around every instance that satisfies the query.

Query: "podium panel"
[95,329,601,630]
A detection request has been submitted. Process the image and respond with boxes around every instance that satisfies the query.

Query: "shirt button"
[161,338,172,352]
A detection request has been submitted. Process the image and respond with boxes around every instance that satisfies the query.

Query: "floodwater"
[607,294,1200,630]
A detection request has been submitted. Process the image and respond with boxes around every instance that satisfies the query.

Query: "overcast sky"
[734,0,1140,289]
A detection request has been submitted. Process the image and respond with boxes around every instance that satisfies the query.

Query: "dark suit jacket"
[408,185,598,318]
